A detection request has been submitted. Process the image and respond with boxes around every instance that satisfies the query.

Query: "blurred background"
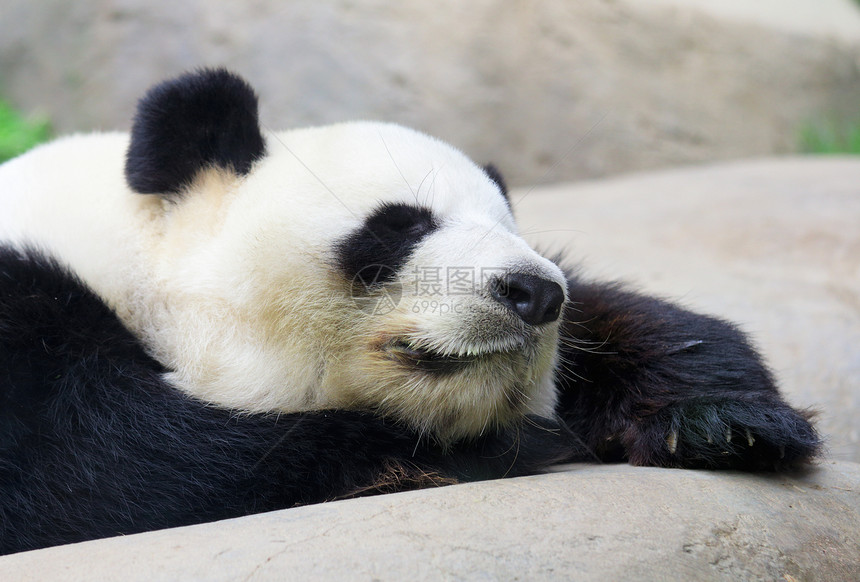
[1,0,859,184]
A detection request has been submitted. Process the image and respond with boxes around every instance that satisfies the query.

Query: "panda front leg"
[553,273,822,470]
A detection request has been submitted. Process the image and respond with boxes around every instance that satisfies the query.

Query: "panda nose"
[490,272,565,326]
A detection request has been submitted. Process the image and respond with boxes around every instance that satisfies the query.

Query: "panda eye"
[335,203,438,286]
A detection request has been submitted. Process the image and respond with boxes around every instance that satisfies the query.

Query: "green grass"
[0,99,51,163]
[800,120,860,155]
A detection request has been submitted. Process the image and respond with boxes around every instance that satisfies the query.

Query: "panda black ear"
[483,164,509,203]
[125,68,267,195]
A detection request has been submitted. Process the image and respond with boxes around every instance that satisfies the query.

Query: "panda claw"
[726,428,732,443]
[666,430,678,454]
[745,429,755,447]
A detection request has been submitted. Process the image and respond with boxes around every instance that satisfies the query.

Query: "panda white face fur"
[0,69,566,441]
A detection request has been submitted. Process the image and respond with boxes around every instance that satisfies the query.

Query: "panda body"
[0,69,821,555]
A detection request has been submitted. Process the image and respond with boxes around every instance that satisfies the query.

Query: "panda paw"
[623,398,822,471]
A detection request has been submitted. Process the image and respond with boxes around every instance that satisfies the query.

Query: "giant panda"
[0,69,820,554]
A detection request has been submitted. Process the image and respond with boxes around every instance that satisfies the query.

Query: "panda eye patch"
[335,203,437,286]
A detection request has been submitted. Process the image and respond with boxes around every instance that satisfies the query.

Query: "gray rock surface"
[1,463,857,580]
[650,0,860,41]
[516,157,860,463]
[1,0,859,185]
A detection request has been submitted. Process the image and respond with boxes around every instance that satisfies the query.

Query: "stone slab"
[1,462,857,581]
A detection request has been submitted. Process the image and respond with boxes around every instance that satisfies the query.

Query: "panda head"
[123,69,567,441]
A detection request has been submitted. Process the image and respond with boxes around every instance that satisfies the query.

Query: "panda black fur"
[0,69,820,554]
